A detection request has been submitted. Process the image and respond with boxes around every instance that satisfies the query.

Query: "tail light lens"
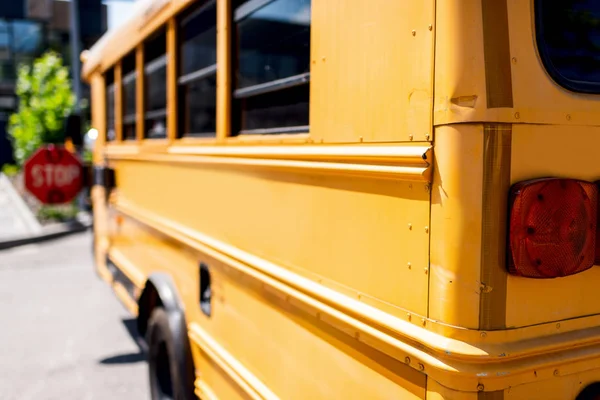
[508,178,597,278]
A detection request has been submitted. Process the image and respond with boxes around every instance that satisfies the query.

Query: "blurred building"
[0,0,108,168]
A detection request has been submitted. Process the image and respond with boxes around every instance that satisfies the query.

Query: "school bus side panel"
[110,157,431,318]
[111,213,428,400]
[310,0,435,143]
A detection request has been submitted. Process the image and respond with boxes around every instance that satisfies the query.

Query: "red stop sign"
[24,145,83,204]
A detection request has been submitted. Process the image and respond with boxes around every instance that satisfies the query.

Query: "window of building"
[178,0,217,137]
[144,28,167,139]
[233,0,311,135]
[106,68,116,141]
[122,52,137,140]
[536,1,600,93]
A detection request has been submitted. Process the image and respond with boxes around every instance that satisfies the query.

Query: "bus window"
[105,68,115,142]
[178,1,217,137]
[233,0,311,135]
[122,51,137,140]
[536,0,600,93]
[144,28,167,139]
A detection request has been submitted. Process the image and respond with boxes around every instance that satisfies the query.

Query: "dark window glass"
[146,115,167,139]
[181,2,217,76]
[234,0,311,134]
[240,83,309,133]
[536,0,600,93]
[145,28,167,63]
[178,1,217,137]
[236,0,311,88]
[144,28,167,138]
[146,60,167,112]
[180,75,217,135]
[105,69,115,141]
[122,52,137,140]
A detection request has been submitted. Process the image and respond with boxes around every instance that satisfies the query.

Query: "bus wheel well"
[137,273,184,338]
[137,281,162,338]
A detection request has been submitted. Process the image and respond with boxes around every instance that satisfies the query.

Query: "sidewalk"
[0,173,92,250]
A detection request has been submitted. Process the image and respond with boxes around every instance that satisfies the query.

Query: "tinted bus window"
[122,52,137,140]
[234,0,311,135]
[178,1,217,137]
[536,0,600,93]
[144,28,167,139]
[105,68,115,141]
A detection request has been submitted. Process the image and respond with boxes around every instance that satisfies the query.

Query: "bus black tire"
[147,307,193,400]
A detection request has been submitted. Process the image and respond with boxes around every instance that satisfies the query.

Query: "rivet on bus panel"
[408,223,412,230]
[515,112,521,119]
[556,323,561,329]
[418,363,425,371]
[407,313,412,321]
[424,268,428,275]
[405,356,411,364]
[425,134,430,141]
[566,114,571,121]
[409,134,414,141]
[421,318,426,326]
[512,57,517,64]
[554,369,560,377]
[407,262,412,269]
[477,384,485,392]
[480,331,487,338]
[412,30,416,36]
[425,226,429,233]
[428,24,433,31]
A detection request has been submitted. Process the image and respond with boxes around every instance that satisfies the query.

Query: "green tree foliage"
[8,51,75,165]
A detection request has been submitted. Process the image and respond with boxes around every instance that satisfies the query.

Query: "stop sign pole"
[24,145,83,205]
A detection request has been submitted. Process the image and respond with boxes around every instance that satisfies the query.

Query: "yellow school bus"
[82,0,600,398]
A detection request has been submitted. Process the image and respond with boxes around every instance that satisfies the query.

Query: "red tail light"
[508,178,597,278]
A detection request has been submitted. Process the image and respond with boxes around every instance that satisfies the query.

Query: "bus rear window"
[536,0,600,93]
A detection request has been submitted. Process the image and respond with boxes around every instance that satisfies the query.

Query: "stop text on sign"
[30,164,81,188]
[23,145,83,204]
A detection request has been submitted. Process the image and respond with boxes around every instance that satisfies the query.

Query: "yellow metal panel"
[107,215,427,398]
[192,351,250,400]
[136,45,145,141]
[429,125,484,329]
[113,157,431,316]
[115,61,123,142]
[197,258,427,400]
[427,380,477,400]
[90,73,106,163]
[216,0,230,140]
[433,0,490,126]
[507,124,600,328]
[506,366,600,400]
[310,0,435,143]
[167,18,177,142]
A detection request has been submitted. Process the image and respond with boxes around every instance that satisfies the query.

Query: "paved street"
[0,232,149,399]
[0,173,41,240]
